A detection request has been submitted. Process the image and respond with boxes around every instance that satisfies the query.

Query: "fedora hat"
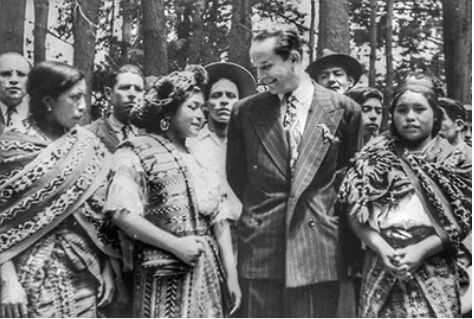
[306,49,363,83]
[204,62,257,99]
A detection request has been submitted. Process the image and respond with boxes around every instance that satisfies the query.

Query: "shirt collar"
[108,113,139,135]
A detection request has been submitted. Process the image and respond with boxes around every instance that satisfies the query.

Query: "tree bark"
[0,0,27,55]
[229,0,252,69]
[385,0,394,104]
[442,0,471,103]
[33,0,49,64]
[368,0,377,87]
[73,0,100,124]
[141,0,167,76]
[309,0,316,62]
[121,0,135,63]
[187,0,205,65]
[317,0,350,57]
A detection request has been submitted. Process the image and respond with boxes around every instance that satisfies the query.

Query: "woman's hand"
[375,243,401,274]
[1,277,27,318]
[173,236,205,267]
[394,243,426,277]
[226,275,242,316]
[97,259,115,307]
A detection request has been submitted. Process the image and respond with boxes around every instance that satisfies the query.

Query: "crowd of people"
[0,23,471,318]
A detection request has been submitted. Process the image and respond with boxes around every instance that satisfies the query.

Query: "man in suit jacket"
[227,24,362,317]
[86,64,145,153]
[86,64,145,317]
[0,52,31,135]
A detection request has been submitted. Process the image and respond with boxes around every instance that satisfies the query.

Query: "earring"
[159,118,170,131]
[47,105,52,112]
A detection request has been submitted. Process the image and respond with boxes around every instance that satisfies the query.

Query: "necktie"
[5,106,17,126]
[283,94,301,169]
[122,125,132,140]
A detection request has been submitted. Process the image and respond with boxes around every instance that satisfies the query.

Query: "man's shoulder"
[313,82,360,113]
[84,117,110,134]
[234,91,276,112]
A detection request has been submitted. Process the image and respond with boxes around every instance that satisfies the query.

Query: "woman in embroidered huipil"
[338,79,471,317]
[0,62,121,318]
[105,67,241,317]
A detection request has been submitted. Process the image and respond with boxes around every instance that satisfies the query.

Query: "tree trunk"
[385,0,394,104]
[72,0,100,124]
[121,0,134,63]
[229,0,252,69]
[442,0,471,103]
[0,0,26,55]
[187,0,205,64]
[317,0,350,57]
[309,0,316,62]
[33,0,49,64]
[141,0,167,76]
[368,0,377,87]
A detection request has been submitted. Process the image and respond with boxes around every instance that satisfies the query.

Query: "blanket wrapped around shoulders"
[0,126,121,264]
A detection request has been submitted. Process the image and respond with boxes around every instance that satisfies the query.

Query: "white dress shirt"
[0,96,29,132]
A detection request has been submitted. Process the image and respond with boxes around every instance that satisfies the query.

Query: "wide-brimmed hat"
[205,62,256,99]
[306,49,363,83]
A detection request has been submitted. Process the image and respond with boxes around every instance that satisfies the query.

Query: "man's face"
[360,97,383,141]
[110,72,145,124]
[439,108,463,145]
[250,37,299,95]
[0,54,30,108]
[207,78,239,124]
[316,66,354,94]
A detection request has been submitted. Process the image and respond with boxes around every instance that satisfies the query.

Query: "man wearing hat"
[307,48,363,95]
[189,62,256,255]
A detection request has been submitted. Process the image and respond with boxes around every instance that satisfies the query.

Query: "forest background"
[0,0,470,123]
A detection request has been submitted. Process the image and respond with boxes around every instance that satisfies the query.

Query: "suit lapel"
[248,93,290,178]
[288,84,344,220]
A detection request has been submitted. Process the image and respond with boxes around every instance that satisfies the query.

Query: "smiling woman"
[105,66,241,317]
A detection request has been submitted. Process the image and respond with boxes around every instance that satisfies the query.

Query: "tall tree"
[121,0,138,63]
[33,0,49,63]
[308,0,316,62]
[368,0,377,87]
[73,0,100,124]
[0,0,27,55]
[229,0,252,69]
[442,0,472,103]
[142,0,167,76]
[317,0,350,56]
[187,0,205,64]
[385,0,394,104]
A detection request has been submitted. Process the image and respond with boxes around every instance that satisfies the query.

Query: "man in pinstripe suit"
[226,25,362,317]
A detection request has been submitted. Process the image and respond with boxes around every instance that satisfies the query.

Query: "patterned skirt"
[133,235,225,318]
[15,232,101,318]
[359,226,460,318]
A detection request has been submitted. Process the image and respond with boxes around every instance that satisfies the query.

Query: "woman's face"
[169,92,205,139]
[393,90,434,147]
[48,79,87,129]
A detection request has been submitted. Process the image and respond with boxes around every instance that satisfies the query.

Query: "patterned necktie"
[122,125,132,140]
[5,106,17,126]
[283,93,301,169]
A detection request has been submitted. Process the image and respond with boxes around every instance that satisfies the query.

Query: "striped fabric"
[227,81,362,287]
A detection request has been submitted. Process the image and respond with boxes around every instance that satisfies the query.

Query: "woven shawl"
[0,126,120,264]
[337,134,471,250]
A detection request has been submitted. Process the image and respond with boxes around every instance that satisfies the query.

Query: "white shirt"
[188,124,243,221]
[278,73,314,135]
[0,96,29,132]
[108,114,139,142]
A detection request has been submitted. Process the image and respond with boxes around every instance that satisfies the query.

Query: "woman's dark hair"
[27,61,84,124]
[390,78,442,139]
[130,66,207,133]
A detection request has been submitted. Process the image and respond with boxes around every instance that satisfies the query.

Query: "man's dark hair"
[438,97,466,122]
[346,87,384,105]
[252,24,303,60]
[108,64,145,88]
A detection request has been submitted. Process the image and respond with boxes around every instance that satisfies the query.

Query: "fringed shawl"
[337,134,471,250]
[0,126,121,264]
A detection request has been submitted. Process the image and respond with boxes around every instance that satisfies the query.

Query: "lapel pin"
[317,124,340,144]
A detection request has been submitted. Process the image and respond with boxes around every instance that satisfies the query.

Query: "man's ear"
[290,50,302,64]
[104,87,112,100]
[347,75,355,88]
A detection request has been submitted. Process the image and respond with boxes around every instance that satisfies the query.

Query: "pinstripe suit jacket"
[227,81,361,288]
